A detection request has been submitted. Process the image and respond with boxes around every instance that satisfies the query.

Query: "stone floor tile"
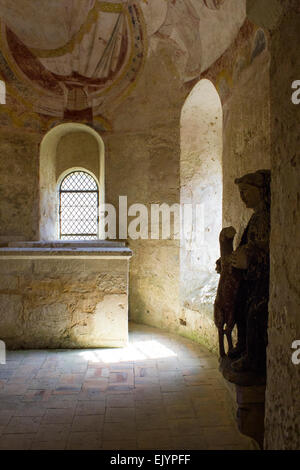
[106,394,135,408]
[0,324,253,450]
[0,434,35,450]
[0,410,13,425]
[167,418,204,437]
[136,413,168,431]
[160,381,186,393]
[53,385,82,394]
[82,379,108,392]
[31,439,67,450]
[0,383,29,395]
[5,416,41,434]
[137,429,174,450]
[165,403,196,419]
[157,360,180,371]
[13,403,48,417]
[135,401,164,413]
[0,370,15,380]
[172,435,209,450]
[187,384,217,399]
[103,422,136,440]
[66,432,102,450]
[86,367,110,379]
[22,390,52,402]
[102,439,137,450]
[42,408,75,425]
[105,407,135,422]
[71,414,104,432]
[77,390,106,401]
[46,398,77,409]
[58,374,85,385]
[75,400,105,415]
[35,423,71,441]
[134,386,163,401]
[162,391,192,406]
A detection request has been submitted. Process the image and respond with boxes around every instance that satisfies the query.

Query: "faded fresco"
[0,0,242,130]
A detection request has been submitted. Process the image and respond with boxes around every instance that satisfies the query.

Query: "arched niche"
[180,79,223,320]
[39,123,105,240]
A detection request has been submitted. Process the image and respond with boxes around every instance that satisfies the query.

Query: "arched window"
[0,80,6,104]
[59,170,99,240]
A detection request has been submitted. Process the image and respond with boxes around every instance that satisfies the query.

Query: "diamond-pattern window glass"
[59,171,99,240]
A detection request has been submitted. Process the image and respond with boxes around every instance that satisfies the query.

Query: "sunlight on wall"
[180,79,223,312]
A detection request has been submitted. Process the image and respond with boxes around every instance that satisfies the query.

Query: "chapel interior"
[0,0,299,451]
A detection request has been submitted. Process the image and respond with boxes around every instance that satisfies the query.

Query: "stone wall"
[103,52,183,333]
[222,41,271,242]
[0,128,40,241]
[0,251,130,349]
[56,131,100,181]
[176,22,271,353]
[262,1,300,450]
[179,79,223,352]
[103,21,272,354]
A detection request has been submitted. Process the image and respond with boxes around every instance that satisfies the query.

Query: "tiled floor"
[0,323,254,450]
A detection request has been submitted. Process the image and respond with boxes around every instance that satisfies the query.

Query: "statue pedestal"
[236,384,266,449]
[220,358,266,449]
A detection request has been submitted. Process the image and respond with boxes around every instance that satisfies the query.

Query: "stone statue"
[214,226,241,358]
[215,169,271,385]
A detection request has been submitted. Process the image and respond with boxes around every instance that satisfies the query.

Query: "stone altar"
[0,241,132,349]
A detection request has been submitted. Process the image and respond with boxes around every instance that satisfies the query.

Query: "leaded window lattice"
[59,171,99,240]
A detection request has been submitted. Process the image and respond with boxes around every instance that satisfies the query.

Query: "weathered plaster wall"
[174,22,271,352]
[104,51,183,332]
[56,131,99,181]
[103,21,272,355]
[262,1,300,450]
[0,128,40,242]
[179,79,223,351]
[220,27,271,244]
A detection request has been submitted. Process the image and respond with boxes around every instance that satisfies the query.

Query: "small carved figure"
[214,226,241,357]
[215,169,271,382]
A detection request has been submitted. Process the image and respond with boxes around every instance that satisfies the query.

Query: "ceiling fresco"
[0,0,244,127]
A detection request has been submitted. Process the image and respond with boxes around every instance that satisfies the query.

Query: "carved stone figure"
[215,169,271,385]
[214,226,241,358]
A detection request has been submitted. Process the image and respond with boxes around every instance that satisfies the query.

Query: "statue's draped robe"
[235,204,270,373]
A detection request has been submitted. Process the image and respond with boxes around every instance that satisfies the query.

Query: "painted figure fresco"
[0,0,237,127]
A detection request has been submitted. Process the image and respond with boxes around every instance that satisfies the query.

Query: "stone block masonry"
[0,242,132,349]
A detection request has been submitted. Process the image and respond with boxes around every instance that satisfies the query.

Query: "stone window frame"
[39,123,105,241]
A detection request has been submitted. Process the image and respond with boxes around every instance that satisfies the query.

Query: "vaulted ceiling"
[0,0,246,118]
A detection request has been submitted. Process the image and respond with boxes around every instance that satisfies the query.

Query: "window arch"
[39,123,105,241]
[59,170,99,240]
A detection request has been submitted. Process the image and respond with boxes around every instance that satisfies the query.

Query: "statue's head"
[235,170,271,210]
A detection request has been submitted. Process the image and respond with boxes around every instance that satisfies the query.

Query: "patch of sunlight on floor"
[78,339,178,363]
